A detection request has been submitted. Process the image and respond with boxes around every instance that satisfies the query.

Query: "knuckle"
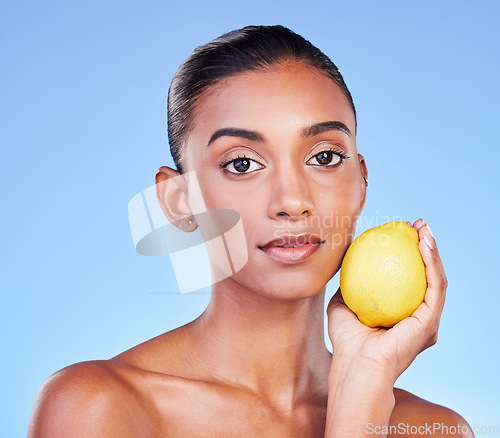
[426,321,439,339]
[327,301,338,314]
[430,332,438,345]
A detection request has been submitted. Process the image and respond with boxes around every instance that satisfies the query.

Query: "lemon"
[340,221,427,328]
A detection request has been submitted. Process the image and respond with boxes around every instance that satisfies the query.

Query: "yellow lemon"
[340,221,427,328]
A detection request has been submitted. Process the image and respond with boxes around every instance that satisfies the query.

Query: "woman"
[29,25,473,437]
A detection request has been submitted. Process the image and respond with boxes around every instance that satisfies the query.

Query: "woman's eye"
[307,150,343,167]
[222,157,263,174]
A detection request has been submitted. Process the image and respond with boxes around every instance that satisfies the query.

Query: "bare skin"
[29,64,474,437]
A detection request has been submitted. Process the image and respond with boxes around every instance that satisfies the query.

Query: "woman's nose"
[267,168,314,221]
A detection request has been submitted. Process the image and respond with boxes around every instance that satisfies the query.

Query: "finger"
[415,220,439,260]
[418,234,446,317]
[413,218,426,232]
[327,288,347,314]
[418,221,447,296]
[412,218,446,284]
[327,288,360,325]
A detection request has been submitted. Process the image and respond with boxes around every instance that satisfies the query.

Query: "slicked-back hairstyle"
[168,25,356,174]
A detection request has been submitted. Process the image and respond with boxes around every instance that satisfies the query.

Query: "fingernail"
[426,223,434,237]
[421,218,426,226]
[424,235,433,249]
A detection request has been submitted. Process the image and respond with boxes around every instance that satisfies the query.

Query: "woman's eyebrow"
[206,121,351,147]
[302,121,352,138]
[206,127,265,147]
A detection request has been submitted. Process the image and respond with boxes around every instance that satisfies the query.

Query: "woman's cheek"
[321,190,362,246]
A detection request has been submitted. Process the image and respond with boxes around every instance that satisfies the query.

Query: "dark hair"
[168,25,356,174]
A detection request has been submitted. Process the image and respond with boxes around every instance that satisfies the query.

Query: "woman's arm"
[325,357,395,437]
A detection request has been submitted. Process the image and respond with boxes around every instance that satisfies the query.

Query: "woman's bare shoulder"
[28,326,209,438]
[28,360,153,438]
[389,388,474,438]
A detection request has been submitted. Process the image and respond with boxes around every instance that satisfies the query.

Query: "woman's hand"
[324,219,447,437]
[327,219,446,381]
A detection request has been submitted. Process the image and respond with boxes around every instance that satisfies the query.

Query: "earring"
[188,219,193,226]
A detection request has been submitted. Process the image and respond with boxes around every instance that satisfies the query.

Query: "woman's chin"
[213,268,330,301]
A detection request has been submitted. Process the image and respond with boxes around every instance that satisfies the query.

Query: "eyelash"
[219,148,350,175]
[219,155,260,176]
[313,148,350,162]
[219,155,251,169]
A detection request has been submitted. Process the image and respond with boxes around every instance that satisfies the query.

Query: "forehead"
[187,64,356,144]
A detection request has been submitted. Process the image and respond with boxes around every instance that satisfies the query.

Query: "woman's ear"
[155,166,197,232]
[358,154,368,211]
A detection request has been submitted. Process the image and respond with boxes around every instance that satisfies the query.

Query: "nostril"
[276,210,310,218]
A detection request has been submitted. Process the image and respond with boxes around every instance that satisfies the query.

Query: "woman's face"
[182,63,366,300]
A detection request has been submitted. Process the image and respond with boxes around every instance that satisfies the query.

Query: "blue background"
[1,0,499,436]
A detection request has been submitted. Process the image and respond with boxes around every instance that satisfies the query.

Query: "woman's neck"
[189,278,332,410]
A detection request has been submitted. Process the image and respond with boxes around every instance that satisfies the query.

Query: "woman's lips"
[259,235,323,264]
